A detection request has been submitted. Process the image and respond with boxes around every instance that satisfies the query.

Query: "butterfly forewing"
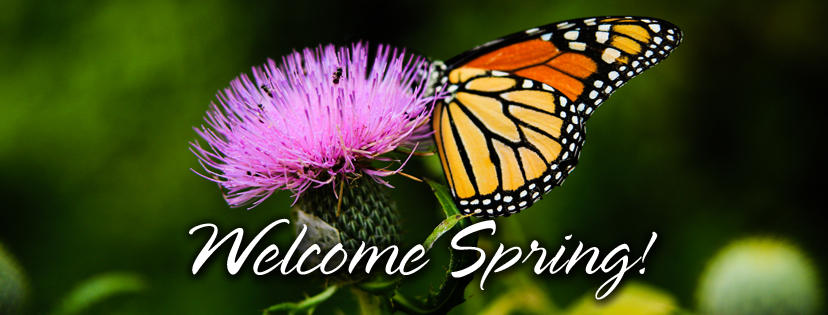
[432,16,682,216]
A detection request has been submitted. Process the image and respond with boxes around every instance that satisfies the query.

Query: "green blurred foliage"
[0,243,27,313]
[54,272,145,315]
[565,282,677,315]
[698,238,822,315]
[1,0,826,313]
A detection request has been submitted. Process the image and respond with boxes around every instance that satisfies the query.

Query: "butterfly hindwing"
[432,16,682,216]
[433,71,585,216]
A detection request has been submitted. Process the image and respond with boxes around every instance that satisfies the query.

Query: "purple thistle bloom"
[191,43,441,208]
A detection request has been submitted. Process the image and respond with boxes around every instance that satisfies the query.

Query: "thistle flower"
[191,43,440,208]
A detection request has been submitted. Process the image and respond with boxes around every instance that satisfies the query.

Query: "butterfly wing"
[432,16,682,216]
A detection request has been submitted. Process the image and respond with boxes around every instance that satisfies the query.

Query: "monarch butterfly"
[428,16,682,216]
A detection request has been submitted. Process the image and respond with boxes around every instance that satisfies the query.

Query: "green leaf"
[425,178,461,218]
[53,272,145,315]
[423,213,466,251]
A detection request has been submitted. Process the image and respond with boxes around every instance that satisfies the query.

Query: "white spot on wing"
[601,48,621,63]
[596,31,610,44]
[569,42,586,51]
[564,30,579,40]
[557,22,575,29]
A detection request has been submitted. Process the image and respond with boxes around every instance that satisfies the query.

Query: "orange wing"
[463,39,596,101]
[432,16,683,216]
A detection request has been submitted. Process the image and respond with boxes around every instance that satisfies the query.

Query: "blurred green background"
[1,0,826,313]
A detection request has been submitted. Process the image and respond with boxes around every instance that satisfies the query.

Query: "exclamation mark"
[639,232,657,274]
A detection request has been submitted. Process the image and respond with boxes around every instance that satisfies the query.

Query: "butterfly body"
[430,16,682,216]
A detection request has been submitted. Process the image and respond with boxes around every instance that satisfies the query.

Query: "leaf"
[425,178,461,218]
[423,213,466,251]
[53,272,145,315]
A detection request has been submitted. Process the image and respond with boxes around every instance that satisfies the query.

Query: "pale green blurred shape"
[54,272,145,315]
[565,282,678,315]
[476,275,558,315]
[698,237,822,315]
[0,243,27,314]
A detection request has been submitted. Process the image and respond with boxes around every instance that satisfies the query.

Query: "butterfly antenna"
[398,171,423,182]
[336,175,345,217]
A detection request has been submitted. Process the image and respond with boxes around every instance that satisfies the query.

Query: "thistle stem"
[262,285,338,315]
[351,287,384,315]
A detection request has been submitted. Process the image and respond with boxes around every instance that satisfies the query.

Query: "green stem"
[390,293,431,313]
[356,276,400,294]
[262,285,338,315]
[386,179,479,314]
[352,287,384,315]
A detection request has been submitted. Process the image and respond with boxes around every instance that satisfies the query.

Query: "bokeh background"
[1,0,826,314]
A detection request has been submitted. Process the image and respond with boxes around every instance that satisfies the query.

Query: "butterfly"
[427,16,682,217]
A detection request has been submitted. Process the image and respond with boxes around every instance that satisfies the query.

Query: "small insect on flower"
[331,67,343,84]
[191,43,444,208]
[259,84,272,97]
